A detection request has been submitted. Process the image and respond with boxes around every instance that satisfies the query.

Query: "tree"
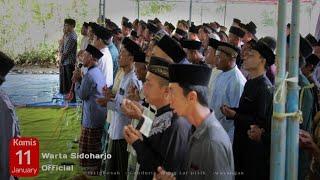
[31,0,55,44]
[139,0,175,17]
[0,0,21,56]
[260,9,275,28]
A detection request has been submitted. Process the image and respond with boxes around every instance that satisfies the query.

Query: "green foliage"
[16,43,57,65]
[18,0,27,9]
[0,0,91,64]
[140,0,175,16]
[0,0,19,56]
[260,10,275,27]
[215,4,226,15]
[31,0,56,44]
[18,22,28,34]
[31,0,55,25]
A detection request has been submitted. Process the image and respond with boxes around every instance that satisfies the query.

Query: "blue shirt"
[75,66,107,128]
[179,58,191,64]
[207,68,222,103]
[108,69,142,140]
[108,43,119,79]
[209,66,246,142]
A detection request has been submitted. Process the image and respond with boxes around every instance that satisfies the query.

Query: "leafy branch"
[140,0,175,16]
[260,10,275,27]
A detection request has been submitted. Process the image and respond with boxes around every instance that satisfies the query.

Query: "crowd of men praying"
[1,15,320,180]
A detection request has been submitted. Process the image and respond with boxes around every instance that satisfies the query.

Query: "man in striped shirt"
[59,18,77,100]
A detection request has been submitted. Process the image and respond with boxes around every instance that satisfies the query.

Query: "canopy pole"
[285,0,301,179]
[98,0,106,25]
[315,12,320,40]
[270,0,287,179]
[103,0,106,19]
[200,4,203,24]
[99,0,102,18]
[223,0,227,26]
[137,0,140,20]
[188,0,192,27]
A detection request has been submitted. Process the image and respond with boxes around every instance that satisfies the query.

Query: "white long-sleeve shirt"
[209,66,246,142]
[98,46,114,87]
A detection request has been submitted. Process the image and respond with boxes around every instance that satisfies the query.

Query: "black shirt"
[132,105,191,180]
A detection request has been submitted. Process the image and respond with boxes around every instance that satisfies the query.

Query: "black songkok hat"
[169,64,212,86]
[229,26,245,38]
[189,25,199,34]
[175,28,188,38]
[239,23,246,29]
[122,20,133,29]
[85,44,103,60]
[247,39,257,46]
[287,23,291,28]
[122,17,129,23]
[148,56,170,80]
[122,37,142,56]
[139,20,147,27]
[305,33,318,47]
[217,42,240,58]
[155,34,186,63]
[306,54,320,66]
[89,22,99,29]
[165,22,175,32]
[134,52,146,63]
[131,30,139,38]
[83,22,89,28]
[154,18,162,25]
[208,38,221,49]
[112,27,121,35]
[93,25,112,41]
[181,40,202,50]
[147,22,160,34]
[252,37,277,66]
[233,18,241,24]
[219,26,227,32]
[287,35,313,59]
[244,21,257,35]
[261,36,276,51]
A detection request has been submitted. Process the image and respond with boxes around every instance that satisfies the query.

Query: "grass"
[16,107,105,180]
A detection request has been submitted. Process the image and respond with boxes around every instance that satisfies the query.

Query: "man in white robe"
[92,24,114,87]
[209,42,246,142]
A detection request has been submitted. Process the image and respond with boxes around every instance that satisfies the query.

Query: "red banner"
[9,137,40,177]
